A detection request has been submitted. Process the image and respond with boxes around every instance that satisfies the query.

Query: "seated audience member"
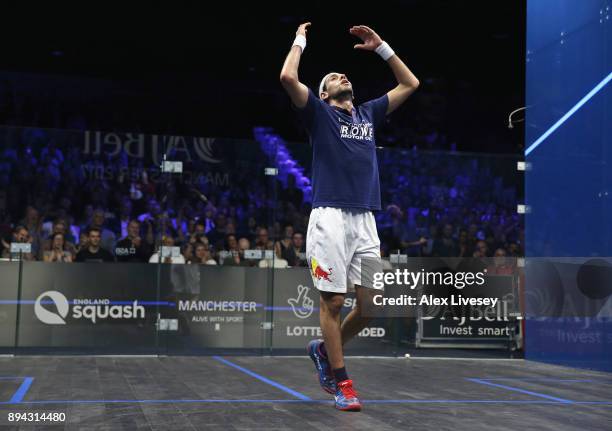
[254,227,274,251]
[75,228,115,262]
[149,235,185,264]
[1,225,36,261]
[75,231,89,254]
[218,234,239,265]
[86,209,116,254]
[39,219,77,259]
[223,237,253,267]
[115,220,151,263]
[486,248,515,275]
[275,225,294,261]
[43,232,73,262]
[189,243,217,265]
[281,232,307,267]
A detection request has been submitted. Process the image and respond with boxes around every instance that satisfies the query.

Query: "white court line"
[12,355,161,358]
[264,356,522,361]
[407,357,523,361]
[263,355,403,359]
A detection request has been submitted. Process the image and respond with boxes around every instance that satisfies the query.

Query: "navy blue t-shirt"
[296,89,388,211]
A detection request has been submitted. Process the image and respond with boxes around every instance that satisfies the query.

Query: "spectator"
[190,243,217,265]
[281,174,303,208]
[207,213,228,248]
[218,234,239,265]
[473,240,489,258]
[0,126,523,263]
[432,223,459,257]
[115,220,151,263]
[75,231,89,253]
[87,209,116,253]
[226,234,239,252]
[149,235,185,264]
[224,237,253,267]
[1,225,36,261]
[457,229,470,257]
[282,231,307,267]
[75,228,115,262]
[275,225,294,261]
[487,248,515,275]
[19,206,42,249]
[111,199,133,239]
[43,232,73,262]
[245,216,258,240]
[39,219,76,258]
[255,227,274,251]
[137,199,161,224]
[181,242,194,262]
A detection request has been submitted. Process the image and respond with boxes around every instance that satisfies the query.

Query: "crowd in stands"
[0,127,523,267]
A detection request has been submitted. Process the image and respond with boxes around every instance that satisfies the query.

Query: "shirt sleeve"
[293,88,322,132]
[363,94,389,128]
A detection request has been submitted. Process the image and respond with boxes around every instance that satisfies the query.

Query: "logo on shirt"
[339,122,374,141]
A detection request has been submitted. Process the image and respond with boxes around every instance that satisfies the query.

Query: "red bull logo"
[310,257,333,282]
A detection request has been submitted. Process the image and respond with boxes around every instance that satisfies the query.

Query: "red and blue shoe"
[334,379,362,411]
[307,339,336,394]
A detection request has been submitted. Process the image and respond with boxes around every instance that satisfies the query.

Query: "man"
[148,235,185,264]
[75,228,115,263]
[254,227,274,252]
[282,231,307,267]
[432,223,459,257]
[218,234,239,265]
[280,23,419,411]
[115,220,151,263]
[111,198,133,239]
[225,237,255,267]
[87,209,116,254]
[1,225,36,261]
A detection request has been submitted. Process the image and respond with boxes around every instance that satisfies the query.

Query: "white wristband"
[293,35,306,52]
[375,41,395,61]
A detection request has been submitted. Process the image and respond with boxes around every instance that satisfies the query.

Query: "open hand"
[350,25,383,51]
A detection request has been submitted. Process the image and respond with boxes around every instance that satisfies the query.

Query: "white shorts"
[306,207,382,293]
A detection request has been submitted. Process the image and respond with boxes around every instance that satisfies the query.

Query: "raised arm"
[280,22,311,108]
[350,25,420,115]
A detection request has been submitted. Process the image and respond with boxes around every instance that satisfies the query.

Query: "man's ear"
[320,91,329,101]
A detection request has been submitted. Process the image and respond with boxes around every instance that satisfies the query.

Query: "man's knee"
[355,285,377,315]
[320,292,344,315]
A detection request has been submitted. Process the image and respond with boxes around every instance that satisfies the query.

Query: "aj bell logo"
[34,290,145,325]
[84,131,221,164]
[287,285,314,319]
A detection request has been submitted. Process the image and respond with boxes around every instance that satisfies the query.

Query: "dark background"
[0,0,525,152]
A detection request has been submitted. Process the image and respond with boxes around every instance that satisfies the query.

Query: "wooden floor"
[0,356,610,430]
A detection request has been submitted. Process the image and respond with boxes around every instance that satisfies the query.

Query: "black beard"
[329,89,353,103]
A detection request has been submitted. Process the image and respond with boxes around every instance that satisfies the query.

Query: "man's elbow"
[398,81,419,96]
[404,79,419,91]
[280,72,298,85]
